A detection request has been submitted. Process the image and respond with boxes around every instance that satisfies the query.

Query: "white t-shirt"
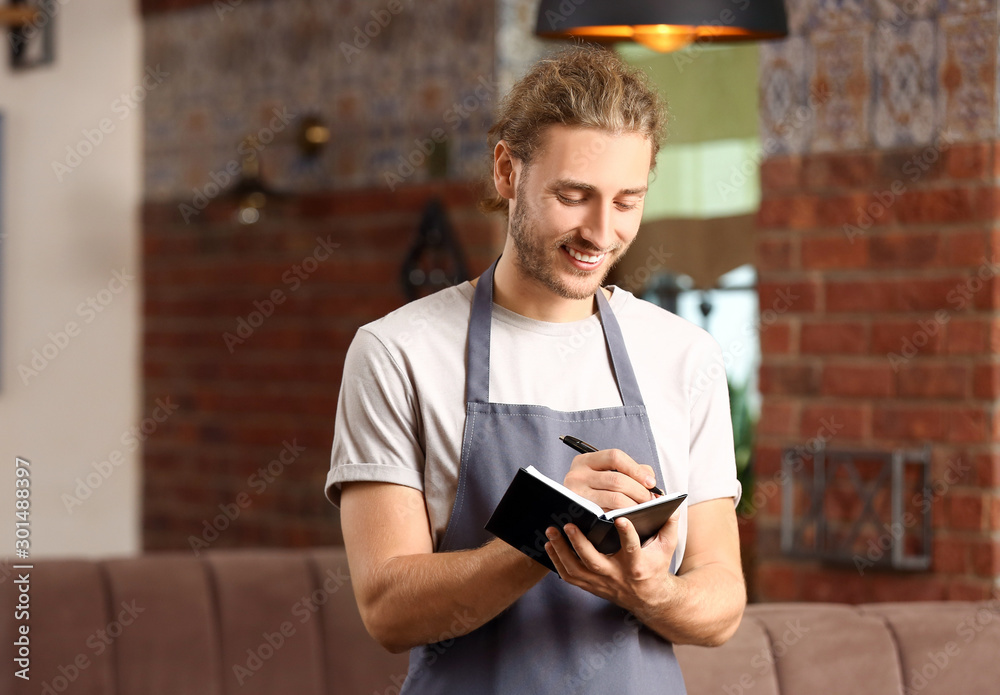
[327,282,740,566]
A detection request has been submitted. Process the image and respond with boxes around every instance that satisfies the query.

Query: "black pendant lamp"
[535,0,788,53]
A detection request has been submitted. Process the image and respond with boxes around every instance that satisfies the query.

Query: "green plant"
[728,378,756,515]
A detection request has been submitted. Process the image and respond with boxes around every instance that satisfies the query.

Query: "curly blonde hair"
[481,44,667,216]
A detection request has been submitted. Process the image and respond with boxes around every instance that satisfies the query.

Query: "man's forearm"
[631,563,746,647]
[359,538,548,653]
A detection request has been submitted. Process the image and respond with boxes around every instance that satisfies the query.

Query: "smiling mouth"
[563,245,606,265]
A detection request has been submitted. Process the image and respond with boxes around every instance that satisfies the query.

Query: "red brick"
[873,406,948,440]
[930,450,976,487]
[756,525,781,556]
[822,363,895,397]
[760,157,801,192]
[801,569,869,604]
[759,363,820,395]
[946,143,992,181]
[932,495,949,531]
[976,187,1000,221]
[972,274,1000,310]
[757,196,794,229]
[881,148,945,184]
[802,152,879,191]
[948,318,986,354]
[989,319,1000,351]
[757,238,795,272]
[898,277,979,311]
[949,408,988,443]
[755,563,801,601]
[934,536,971,574]
[787,195,821,230]
[759,486,783,517]
[827,280,896,313]
[976,452,1000,486]
[897,364,970,399]
[871,320,946,357]
[744,477,783,519]
[754,445,783,477]
[869,575,948,603]
[820,192,891,229]
[758,400,800,436]
[992,496,1000,531]
[759,281,819,314]
[760,321,794,355]
[826,277,966,313]
[869,233,943,268]
[973,363,1000,398]
[948,229,989,266]
[948,492,986,531]
[801,403,869,440]
[972,539,1000,577]
[895,187,986,225]
[801,235,868,269]
[800,321,867,354]
[992,409,1000,441]
[947,579,993,601]
[140,183,495,551]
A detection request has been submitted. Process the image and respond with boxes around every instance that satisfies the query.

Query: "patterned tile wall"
[144,0,497,201]
[495,0,559,94]
[759,0,999,156]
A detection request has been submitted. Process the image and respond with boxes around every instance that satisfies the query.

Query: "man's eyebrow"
[550,179,648,196]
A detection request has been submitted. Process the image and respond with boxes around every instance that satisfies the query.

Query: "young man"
[327,46,745,693]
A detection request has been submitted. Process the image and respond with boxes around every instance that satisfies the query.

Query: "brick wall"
[141,183,500,551]
[753,143,1000,602]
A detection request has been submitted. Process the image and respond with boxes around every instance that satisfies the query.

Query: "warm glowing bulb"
[631,25,696,52]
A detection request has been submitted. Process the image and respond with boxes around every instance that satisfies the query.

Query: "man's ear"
[493,140,517,201]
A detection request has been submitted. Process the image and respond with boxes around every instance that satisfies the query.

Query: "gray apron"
[401,259,687,694]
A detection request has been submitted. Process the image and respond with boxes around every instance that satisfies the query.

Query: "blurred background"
[0,0,997,604]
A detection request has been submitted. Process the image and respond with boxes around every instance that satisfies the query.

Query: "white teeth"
[566,247,604,264]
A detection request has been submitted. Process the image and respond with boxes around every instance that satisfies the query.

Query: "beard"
[507,178,632,301]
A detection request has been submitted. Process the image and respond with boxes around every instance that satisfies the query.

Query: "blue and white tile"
[937,11,997,142]
[872,20,937,147]
[759,37,814,156]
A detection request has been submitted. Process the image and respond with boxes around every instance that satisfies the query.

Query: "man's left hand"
[543,498,747,646]
[543,513,680,620]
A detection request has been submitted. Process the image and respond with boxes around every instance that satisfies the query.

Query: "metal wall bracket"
[780,444,932,571]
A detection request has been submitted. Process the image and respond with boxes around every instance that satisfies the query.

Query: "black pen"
[559,435,664,496]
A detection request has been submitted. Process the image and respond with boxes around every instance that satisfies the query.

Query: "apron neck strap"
[466,258,644,407]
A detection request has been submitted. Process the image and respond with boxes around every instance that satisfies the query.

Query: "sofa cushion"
[104,554,221,695]
[675,600,1000,695]
[1,560,116,695]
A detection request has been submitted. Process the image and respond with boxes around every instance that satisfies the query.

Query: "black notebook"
[485,466,687,572]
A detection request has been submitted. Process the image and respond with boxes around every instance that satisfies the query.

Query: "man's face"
[507,125,652,301]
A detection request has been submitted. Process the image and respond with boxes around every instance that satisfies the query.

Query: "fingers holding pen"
[563,449,657,512]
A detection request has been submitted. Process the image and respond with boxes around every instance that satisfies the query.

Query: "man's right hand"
[562,449,657,512]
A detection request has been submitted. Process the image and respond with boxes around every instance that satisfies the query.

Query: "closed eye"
[616,199,643,211]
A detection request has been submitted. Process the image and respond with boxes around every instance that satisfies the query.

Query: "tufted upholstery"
[2,549,997,694]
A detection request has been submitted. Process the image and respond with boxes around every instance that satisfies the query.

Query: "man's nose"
[580,202,615,250]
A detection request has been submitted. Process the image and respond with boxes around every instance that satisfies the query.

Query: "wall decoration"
[7,0,56,70]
